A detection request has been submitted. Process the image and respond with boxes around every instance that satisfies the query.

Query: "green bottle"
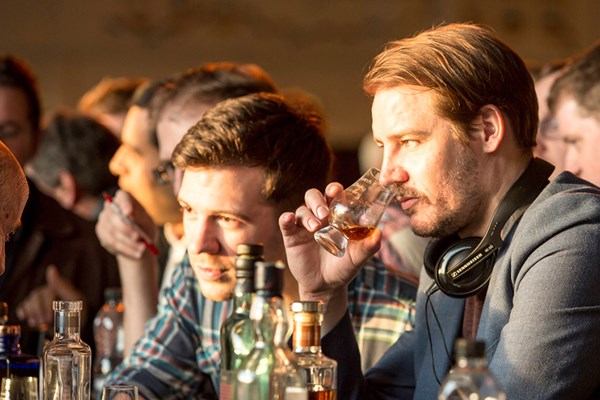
[220,243,264,400]
[234,262,307,400]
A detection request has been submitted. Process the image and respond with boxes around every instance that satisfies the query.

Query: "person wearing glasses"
[95,63,278,354]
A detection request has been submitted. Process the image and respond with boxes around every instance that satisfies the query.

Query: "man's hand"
[96,190,158,259]
[279,182,382,334]
[16,265,87,328]
[279,182,381,300]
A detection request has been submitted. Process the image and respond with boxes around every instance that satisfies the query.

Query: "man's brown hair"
[364,23,538,149]
[172,92,332,212]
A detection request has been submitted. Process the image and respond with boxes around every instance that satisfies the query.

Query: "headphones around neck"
[423,158,554,297]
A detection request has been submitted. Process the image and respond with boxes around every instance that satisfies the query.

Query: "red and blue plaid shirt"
[108,252,416,399]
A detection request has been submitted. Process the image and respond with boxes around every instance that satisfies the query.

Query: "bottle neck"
[456,355,488,369]
[292,320,322,353]
[54,309,81,338]
[0,332,22,355]
[232,276,254,310]
[251,293,286,345]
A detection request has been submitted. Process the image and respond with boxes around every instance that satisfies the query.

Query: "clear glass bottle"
[438,338,506,400]
[220,243,264,400]
[235,262,307,400]
[43,301,92,400]
[92,288,124,400]
[0,302,41,398]
[290,301,336,400]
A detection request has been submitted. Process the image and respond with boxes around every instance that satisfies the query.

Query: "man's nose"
[185,218,219,255]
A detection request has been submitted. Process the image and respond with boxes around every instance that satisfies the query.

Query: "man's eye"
[216,215,242,228]
[564,137,582,146]
[180,205,192,214]
[0,125,19,140]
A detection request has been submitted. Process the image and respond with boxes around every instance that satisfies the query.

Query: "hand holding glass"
[102,384,138,400]
[314,168,397,257]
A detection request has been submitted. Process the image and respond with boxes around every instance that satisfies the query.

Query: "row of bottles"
[219,244,337,400]
[1,286,124,400]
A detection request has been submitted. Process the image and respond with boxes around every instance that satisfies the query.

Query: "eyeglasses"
[152,161,175,185]
[539,118,562,140]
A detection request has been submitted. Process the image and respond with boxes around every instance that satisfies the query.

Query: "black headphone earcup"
[424,236,494,297]
[423,234,462,279]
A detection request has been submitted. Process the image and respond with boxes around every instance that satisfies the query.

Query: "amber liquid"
[340,225,375,240]
[308,389,336,400]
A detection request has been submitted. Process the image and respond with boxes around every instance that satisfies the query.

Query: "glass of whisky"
[314,167,396,257]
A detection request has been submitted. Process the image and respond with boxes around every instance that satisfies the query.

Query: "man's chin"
[198,280,234,302]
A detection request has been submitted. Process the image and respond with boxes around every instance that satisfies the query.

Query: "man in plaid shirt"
[107,93,417,399]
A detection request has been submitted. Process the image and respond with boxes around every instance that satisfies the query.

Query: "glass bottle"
[0,302,41,398]
[438,338,506,400]
[235,262,307,400]
[92,288,124,400]
[290,301,336,400]
[43,301,92,400]
[220,243,264,400]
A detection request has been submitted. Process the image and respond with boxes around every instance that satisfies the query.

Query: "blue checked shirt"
[107,254,416,399]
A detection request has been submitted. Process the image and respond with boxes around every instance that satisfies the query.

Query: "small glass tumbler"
[314,167,397,257]
[101,384,138,400]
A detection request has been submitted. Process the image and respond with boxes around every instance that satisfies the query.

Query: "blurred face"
[109,106,181,225]
[0,86,36,166]
[0,154,29,274]
[534,72,566,177]
[553,94,600,186]
[178,166,286,301]
[156,101,213,196]
[373,87,484,238]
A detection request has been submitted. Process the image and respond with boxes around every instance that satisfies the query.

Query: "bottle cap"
[53,300,83,312]
[104,287,123,302]
[235,243,263,280]
[290,301,324,314]
[236,243,264,257]
[454,338,486,358]
[0,324,20,335]
[254,261,284,295]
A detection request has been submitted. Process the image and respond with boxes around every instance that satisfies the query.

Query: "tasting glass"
[314,167,397,257]
[101,384,138,400]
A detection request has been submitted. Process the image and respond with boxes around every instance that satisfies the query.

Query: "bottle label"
[219,372,232,400]
[285,387,308,400]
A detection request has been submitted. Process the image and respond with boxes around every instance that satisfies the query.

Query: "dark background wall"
[2,0,599,184]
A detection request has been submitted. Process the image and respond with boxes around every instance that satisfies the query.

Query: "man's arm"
[95,190,160,355]
[486,185,600,399]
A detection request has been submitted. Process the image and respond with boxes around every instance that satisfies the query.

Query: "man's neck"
[462,154,532,238]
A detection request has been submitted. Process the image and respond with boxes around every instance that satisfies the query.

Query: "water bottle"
[43,300,92,400]
[92,288,124,399]
[438,338,506,400]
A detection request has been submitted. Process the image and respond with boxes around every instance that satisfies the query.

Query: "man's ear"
[470,104,505,154]
[54,170,78,209]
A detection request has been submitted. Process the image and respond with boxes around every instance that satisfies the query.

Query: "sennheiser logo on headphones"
[449,253,483,279]
[449,243,496,280]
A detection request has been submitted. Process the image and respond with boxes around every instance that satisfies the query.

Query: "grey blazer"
[324,171,600,400]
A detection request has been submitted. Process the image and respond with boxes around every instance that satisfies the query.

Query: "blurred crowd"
[1,23,600,399]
